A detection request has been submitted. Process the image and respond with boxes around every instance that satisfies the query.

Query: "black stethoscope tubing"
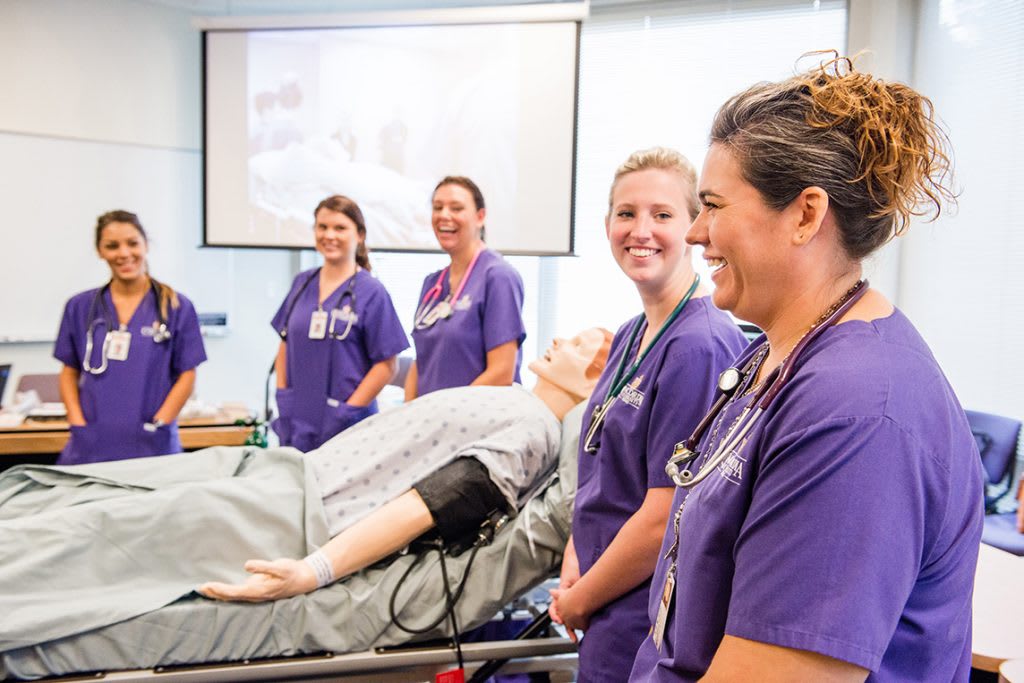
[83,279,171,375]
[276,268,358,341]
[86,279,169,335]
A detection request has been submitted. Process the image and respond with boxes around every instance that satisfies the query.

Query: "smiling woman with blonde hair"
[548,147,746,682]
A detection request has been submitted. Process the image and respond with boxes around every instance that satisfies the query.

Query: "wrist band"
[303,549,335,589]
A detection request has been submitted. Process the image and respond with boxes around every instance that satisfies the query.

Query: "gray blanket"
[0,404,583,680]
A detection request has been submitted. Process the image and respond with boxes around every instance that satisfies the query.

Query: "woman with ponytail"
[54,210,207,464]
[271,195,408,451]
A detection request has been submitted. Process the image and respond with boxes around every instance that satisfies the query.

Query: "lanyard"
[664,279,869,488]
[414,248,484,327]
[582,275,699,454]
[603,275,700,403]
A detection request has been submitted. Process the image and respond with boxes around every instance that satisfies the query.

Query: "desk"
[0,411,254,458]
[974,543,1024,672]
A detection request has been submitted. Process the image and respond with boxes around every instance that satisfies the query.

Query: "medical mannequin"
[405,176,526,400]
[54,210,207,464]
[549,148,747,682]
[199,327,612,603]
[271,195,408,451]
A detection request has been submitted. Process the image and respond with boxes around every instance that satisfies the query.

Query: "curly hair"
[710,53,956,260]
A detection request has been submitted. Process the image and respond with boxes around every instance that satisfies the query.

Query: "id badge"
[309,310,328,339]
[107,330,132,361]
[652,570,675,651]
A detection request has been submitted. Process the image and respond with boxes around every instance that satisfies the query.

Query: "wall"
[0,0,294,410]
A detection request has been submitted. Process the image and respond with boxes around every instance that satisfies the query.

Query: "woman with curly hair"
[630,56,982,682]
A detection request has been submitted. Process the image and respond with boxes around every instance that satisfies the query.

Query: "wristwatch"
[143,418,166,432]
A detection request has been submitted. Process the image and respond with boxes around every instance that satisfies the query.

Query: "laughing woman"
[631,57,982,682]
[405,176,526,400]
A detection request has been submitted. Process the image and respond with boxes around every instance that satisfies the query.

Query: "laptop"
[0,364,10,408]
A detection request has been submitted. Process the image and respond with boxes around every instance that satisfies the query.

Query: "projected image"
[245,26,520,250]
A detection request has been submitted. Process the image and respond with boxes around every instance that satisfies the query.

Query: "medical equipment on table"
[413,248,483,330]
[664,279,868,488]
[276,268,359,341]
[582,275,700,454]
[83,279,171,375]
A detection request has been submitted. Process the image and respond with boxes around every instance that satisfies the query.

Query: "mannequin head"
[530,327,613,401]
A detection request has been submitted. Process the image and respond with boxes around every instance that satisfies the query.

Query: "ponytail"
[150,277,180,322]
[356,241,372,272]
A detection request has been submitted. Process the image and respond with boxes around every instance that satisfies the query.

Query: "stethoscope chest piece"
[718,367,742,393]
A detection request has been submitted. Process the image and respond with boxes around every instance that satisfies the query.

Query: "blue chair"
[966,410,1024,555]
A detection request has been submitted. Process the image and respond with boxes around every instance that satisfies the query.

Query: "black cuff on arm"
[412,457,508,546]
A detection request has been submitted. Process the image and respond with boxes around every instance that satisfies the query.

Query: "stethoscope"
[664,279,869,489]
[413,248,483,330]
[582,275,700,454]
[83,279,171,375]
[276,268,359,342]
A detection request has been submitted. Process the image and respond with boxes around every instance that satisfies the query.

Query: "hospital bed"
[0,405,586,682]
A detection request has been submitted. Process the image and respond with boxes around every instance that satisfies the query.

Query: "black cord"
[389,540,482,635]
[263,359,276,426]
[437,545,465,672]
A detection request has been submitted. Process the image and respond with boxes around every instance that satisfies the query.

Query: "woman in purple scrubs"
[271,195,408,452]
[54,210,207,464]
[547,148,746,681]
[405,176,526,400]
[630,57,982,682]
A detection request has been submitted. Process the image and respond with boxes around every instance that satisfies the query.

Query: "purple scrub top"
[271,268,409,452]
[411,249,525,396]
[630,310,984,682]
[53,286,207,465]
[572,297,746,682]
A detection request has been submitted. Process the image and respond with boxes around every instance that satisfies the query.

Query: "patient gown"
[0,385,560,652]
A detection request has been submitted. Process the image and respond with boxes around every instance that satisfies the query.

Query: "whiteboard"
[0,131,205,342]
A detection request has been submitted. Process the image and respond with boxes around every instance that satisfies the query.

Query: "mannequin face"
[529,327,610,399]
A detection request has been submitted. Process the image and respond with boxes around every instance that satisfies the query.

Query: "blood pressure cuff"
[412,456,509,547]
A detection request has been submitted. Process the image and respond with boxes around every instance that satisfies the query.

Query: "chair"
[14,373,61,403]
[966,410,1024,556]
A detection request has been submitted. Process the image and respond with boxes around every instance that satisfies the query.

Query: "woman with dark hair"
[54,210,207,464]
[271,195,408,451]
[630,56,982,681]
[405,176,526,400]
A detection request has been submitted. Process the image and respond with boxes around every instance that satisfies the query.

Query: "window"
[545,0,848,352]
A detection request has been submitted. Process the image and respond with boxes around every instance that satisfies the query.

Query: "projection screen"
[203,13,580,254]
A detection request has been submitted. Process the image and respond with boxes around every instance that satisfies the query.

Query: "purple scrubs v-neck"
[53,286,207,464]
[630,310,983,682]
[571,297,747,682]
[411,249,525,396]
[270,268,408,452]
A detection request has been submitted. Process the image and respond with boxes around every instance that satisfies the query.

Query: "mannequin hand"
[198,558,317,603]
